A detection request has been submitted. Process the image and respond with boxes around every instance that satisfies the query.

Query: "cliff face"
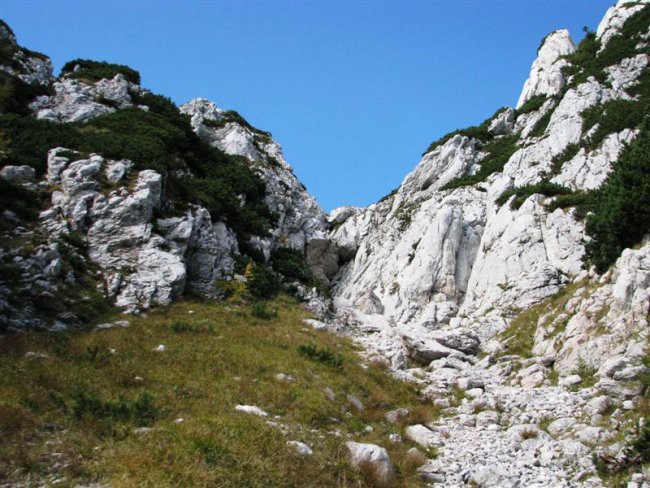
[0,1,649,485]
[324,1,650,484]
[0,20,331,327]
[329,0,648,371]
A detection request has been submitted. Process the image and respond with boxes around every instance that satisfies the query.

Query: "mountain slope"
[0,1,649,486]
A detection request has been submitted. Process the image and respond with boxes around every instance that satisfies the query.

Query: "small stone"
[385,408,410,424]
[174,418,184,424]
[287,440,312,456]
[323,386,336,401]
[389,433,402,443]
[153,344,166,352]
[347,394,364,412]
[547,417,577,437]
[559,375,582,387]
[587,395,612,415]
[24,351,49,359]
[275,373,295,382]
[235,404,268,417]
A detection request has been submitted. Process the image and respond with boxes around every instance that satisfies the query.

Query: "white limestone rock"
[596,0,649,49]
[345,441,395,483]
[39,148,239,313]
[0,27,53,85]
[30,74,134,123]
[404,424,443,448]
[235,404,269,417]
[552,129,638,191]
[180,98,329,253]
[488,108,516,136]
[287,440,312,456]
[516,30,576,109]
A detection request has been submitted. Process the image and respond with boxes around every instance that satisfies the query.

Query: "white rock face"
[30,75,134,123]
[37,147,239,313]
[0,29,53,85]
[552,129,637,191]
[533,241,650,376]
[596,0,649,48]
[459,197,585,319]
[327,4,649,485]
[516,30,576,109]
[180,98,328,254]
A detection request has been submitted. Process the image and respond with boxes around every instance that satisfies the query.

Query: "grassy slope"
[0,296,434,487]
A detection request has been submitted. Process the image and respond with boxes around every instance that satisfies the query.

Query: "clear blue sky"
[3,0,613,211]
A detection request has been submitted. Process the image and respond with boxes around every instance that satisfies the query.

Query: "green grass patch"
[250,302,278,320]
[297,344,344,368]
[499,281,585,358]
[0,295,432,487]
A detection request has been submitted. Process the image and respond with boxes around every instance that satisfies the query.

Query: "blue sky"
[3,0,613,211]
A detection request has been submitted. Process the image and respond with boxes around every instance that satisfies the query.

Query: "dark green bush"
[441,135,519,190]
[60,59,141,84]
[562,7,649,88]
[516,94,547,115]
[297,344,344,368]
[561,32,602,86]
[0,179,47,223]
[496,181,573,209]
[550,143,580,175]
[585,118,650,272]
[250,302,278,320]
[581,99,645,150]
[0,102,275,235]
[72,389,159,426]
[528,104,555,138]
[422,107,507,155]
[245,262,281,300]
[546,191,593,212]
[0,71,51,115]
[270,247,313,284]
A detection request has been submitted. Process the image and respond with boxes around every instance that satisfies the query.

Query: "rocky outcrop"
[0,22,53,86]
[516,30,576,109]
[180,98,329,255]
[30,75,136,123]
[597,0,648,48]
[0,147,241,326]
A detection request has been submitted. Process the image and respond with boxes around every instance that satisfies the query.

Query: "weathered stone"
[346,442,395,484]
